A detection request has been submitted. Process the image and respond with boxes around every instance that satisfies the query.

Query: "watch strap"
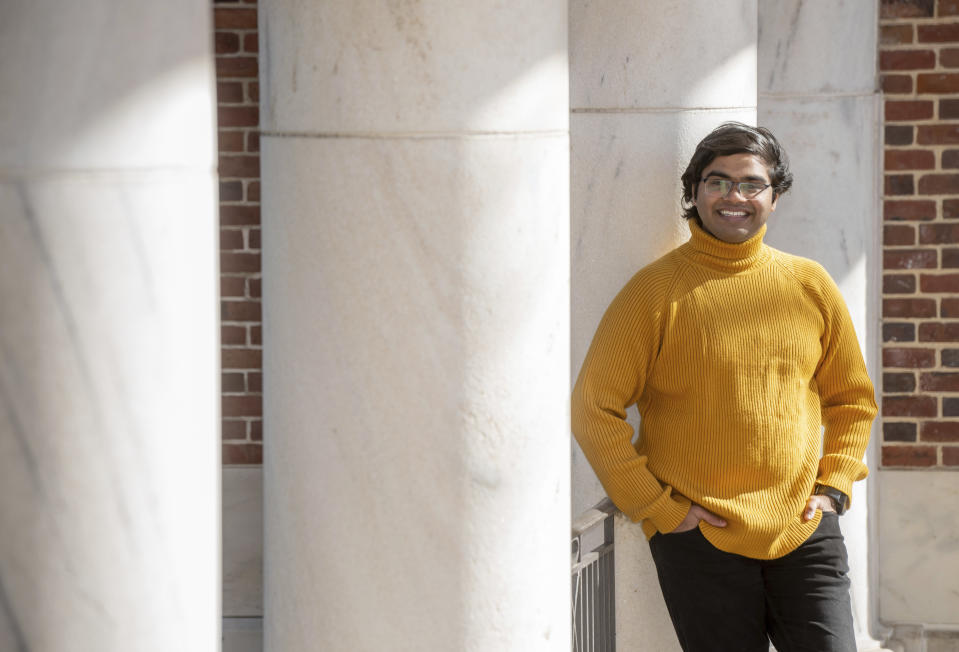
[814,484,848,515]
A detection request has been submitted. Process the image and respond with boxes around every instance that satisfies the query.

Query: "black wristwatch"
[814,484,848,515]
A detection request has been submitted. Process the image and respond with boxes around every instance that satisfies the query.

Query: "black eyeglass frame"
[699,177,772,199]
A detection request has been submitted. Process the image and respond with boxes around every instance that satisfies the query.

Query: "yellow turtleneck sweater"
[572,221,877,560]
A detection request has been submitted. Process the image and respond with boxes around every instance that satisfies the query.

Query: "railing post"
[572,498,618,651]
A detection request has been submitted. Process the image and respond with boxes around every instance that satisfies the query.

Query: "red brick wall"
[215,0,262,464]
[881,0,959,467]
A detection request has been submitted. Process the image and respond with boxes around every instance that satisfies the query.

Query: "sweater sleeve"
[571,263,691,533]
[810,267,878,505]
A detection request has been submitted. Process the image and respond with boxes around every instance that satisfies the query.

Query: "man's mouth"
[718,209,749,219]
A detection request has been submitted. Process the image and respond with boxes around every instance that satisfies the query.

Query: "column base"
[882,624,959,652]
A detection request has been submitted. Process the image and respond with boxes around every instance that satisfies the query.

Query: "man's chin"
[707,224,751,244]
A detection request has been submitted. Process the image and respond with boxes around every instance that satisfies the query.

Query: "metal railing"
[571,497,617,652]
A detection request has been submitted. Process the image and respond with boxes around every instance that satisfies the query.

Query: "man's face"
[693,153,778,243]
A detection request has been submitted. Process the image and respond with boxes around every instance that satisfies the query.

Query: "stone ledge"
[884,624,959,652]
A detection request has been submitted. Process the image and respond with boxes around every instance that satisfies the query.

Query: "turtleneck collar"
[679,220,772,273]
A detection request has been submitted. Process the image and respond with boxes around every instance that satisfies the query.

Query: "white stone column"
[758,3,888,650]
[0,2,220,651]
[259,3,569,650]
[569,3,757,649]
[569,2,759,517]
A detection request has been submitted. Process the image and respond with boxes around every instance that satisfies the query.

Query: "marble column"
[0,1,219,651]
[569,2,757,649]
[259,2,569,650]
[569,1,759,517]
[758,2,888,650]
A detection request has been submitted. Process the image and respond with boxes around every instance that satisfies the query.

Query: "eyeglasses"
[700,178,771,199]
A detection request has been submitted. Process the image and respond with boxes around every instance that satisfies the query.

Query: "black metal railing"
[571,497,617,652]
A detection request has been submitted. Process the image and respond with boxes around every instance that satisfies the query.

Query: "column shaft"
[260,2,570,650]
[758,3,885,648]
[570,2,757,649]
[0,1,220,650]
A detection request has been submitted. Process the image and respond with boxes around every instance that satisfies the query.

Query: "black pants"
[648,513,855,652]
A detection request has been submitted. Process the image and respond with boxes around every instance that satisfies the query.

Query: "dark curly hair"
[680,122,793,222]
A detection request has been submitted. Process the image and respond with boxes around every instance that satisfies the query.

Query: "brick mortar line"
[881,44,959,51]
[884,385,955,389]
[883,136,959,141]
[757,91,875,100]
[880,19,959,25]
[880,45,959,50]
[884,96,959,101]
[882,337,958,341]
[881,237,959,242]
[883,187,959,191]
[882,239,959,243]
[884,151,959,159]
[884,114,959,120]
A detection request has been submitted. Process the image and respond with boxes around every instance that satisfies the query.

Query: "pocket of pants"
[818,511,840,528]
[809,510,846,552]
[663,523,704,538]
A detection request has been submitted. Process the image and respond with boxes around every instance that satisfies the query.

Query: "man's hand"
[802,494,837,522]
[669,503,727,533]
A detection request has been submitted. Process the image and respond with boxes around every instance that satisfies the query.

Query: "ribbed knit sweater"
[571,221,877,560]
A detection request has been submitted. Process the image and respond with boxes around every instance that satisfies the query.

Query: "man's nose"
[724,185,748,200]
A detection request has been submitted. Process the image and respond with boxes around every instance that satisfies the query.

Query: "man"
[571,122,877,652]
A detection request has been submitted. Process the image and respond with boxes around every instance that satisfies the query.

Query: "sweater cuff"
[631,488,691,534]
[817,454,869,508]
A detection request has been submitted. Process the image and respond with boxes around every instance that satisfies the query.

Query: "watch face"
[829,492,846,514]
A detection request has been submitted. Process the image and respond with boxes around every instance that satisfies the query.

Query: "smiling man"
[571,123,876,652]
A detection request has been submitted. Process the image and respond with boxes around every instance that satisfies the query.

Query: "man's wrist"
[814,483,848,515]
